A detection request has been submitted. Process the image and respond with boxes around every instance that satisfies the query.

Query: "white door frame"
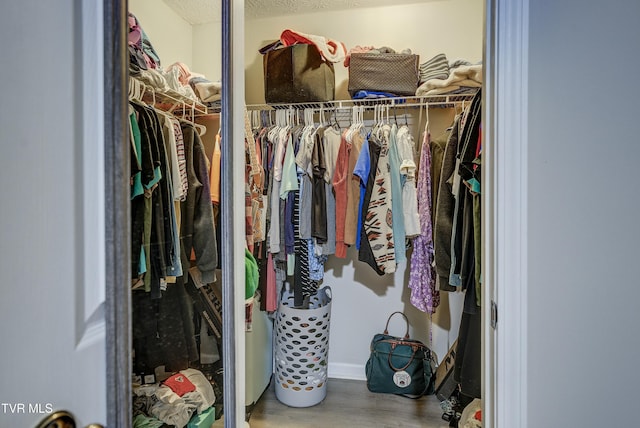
[483,0,529,427]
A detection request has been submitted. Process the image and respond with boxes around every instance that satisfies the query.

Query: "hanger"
[194,123,207,137]
[375,105,385,138]
[264,110,272,127]
[288,107,294,128]
[345,106,357,142]
[128,77,136,100]
[129,78,147,104]
[424,103,430,134]
[304,108,314,131]
[172,100,206,137]
[332,107,341,130]
[269,109,286,143]
[188,101,206,136]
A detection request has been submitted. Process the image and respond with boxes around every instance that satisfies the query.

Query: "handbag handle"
[387,343,416,372]
[383,311,410,340]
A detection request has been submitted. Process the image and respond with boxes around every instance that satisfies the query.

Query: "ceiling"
[162,0,432,25]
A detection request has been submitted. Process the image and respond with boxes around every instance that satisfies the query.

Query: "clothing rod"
[245,92,478,111]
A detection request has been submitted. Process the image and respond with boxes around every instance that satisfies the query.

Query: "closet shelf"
[129,76,209,117]
[245,92,479,111]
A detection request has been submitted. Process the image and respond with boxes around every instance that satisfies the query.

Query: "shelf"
[129,76,209,117]
[245,92,478,111]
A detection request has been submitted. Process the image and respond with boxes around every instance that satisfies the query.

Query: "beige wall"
[243,0,484,103]
[193,22,223,81]
[129,0,194,69]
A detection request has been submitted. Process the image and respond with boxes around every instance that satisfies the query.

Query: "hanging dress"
[408,130,439,314]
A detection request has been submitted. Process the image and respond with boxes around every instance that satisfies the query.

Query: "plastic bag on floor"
[459,398,482,428]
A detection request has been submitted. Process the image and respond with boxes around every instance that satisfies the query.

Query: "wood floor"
[247,378,451,428]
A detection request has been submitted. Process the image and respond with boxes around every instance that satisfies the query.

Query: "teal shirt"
[388,125,406,263]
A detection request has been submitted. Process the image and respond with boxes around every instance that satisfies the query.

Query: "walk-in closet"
[127,0,483,427]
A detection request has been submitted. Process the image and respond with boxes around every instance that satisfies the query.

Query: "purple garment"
[408,131,440,314]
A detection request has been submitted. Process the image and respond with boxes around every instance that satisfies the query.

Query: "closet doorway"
[107,1,522,426]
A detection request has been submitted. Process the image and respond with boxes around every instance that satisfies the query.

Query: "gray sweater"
[180,123,218,284]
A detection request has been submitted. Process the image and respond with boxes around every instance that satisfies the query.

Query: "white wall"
[526,1,640,426]
[129,0,194,69]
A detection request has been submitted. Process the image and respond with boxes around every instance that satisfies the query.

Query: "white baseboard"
[328,362,367,381]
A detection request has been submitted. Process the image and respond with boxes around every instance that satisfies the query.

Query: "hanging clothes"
[244,97,482,314]
[344,130,364,247]
[332,130,351,258]
[179,123,218,285]
[311,127,328,244]
[130,102,176,297]
[355,133,385,275]
[433,115,461,292]
[129,97,218,375]
[318,126,341,256]
[209,132,221,205]
[449,91,482,289]
[408,130,439,314]
[396,124,420,238]
[387,124,407,264]
[452,89,483,400]
[363,125,396,274]
[429,127,452,234]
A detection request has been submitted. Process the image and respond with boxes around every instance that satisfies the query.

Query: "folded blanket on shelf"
[189,77,222,103]
[419,53,450,84]
[416,64,482,96]
[423,86,480,96]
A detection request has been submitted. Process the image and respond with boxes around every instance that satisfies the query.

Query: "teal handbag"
[365,312,435,397]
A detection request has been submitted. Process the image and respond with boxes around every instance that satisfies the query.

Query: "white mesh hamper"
[274,286,332,407]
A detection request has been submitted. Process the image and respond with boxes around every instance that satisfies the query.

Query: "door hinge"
[490,300,498,329]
